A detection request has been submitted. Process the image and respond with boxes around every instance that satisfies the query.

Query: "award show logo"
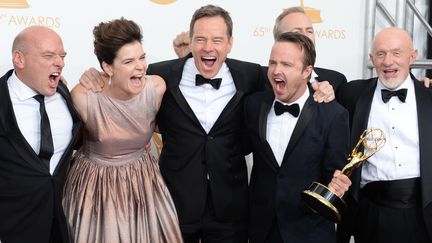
[252,0,346,40]
[301,0,322,23]
[150,0,176,5]
[0,0,29,8]
[0,0,61,28]
[300,0,346,40]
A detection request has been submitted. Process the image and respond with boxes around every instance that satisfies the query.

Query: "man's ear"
[303,65,313,80]
[12,50,25,69]
[409,49,418,65]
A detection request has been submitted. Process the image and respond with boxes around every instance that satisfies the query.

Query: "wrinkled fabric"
[63,77,183,243]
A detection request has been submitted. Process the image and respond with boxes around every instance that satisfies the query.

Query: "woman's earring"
[108,76,112,86]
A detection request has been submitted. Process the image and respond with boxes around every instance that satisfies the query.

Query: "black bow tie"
[381,89,407,103]
[274,101,300,117]
[195,74,222,90]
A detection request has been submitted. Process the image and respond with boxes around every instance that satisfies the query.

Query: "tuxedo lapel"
[351,79,377,148]
[350,79,377,145]
[0,70,47,173]
[257,92,279,171]
[225,58,247,93]
[210,59,245,133]
[412,76,432,207]
[281,93,316,166]
[350,78,377,200]
[167,55,203,130]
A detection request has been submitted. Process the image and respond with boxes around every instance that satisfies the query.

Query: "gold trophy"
[301,128,386,222]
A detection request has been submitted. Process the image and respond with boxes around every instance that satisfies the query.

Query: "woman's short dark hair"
[93,17,142,69]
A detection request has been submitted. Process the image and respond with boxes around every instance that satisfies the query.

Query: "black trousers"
[180,185,247,243]
[265,221,284,243]
[354,178,431,243]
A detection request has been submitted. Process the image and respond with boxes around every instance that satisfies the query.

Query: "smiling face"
[103,41,147,100]
[268,41,312,103]
[190,16,233,79]
[13,27,66,96]
[370,28,417,89]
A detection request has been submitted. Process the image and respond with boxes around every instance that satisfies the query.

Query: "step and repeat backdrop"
[1,0,430,84]
[0,0,370,83]
[1,0,429,162]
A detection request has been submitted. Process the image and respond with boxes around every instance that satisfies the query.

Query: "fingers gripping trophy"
[301,128,386,223]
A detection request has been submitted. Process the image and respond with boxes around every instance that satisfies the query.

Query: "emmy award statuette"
[301,128,386,222]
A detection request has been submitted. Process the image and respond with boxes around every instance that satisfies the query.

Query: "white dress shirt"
[7,72,73,174]
[179,58,236,134]
[266,86,309,166]
[361,76,420,187]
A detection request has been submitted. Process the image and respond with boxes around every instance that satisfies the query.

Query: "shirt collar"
[8,71,39,101]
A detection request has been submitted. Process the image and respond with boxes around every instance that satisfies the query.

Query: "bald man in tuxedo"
[0,26,81,243]
[337,27,432,243]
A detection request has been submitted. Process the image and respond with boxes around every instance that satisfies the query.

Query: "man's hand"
[420,76,431,88]
[79,68,108,92]
[328,170,351,197]
[311,81,335,103]
[173,31,191,58]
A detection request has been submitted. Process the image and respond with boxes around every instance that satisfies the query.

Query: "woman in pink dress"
[62,18,183,243]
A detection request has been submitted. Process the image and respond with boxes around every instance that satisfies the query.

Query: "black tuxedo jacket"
[147,54,266,224]
[337,74,432,241]
[0,70,82,243]
[314,67,347,96]
[244,88,350,243]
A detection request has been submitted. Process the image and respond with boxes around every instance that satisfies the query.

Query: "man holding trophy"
[337,27,432,243]
[244,32,352,243]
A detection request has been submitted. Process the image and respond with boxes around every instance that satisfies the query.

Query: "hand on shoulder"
[311,81,335,103]
[79,67,108,92]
